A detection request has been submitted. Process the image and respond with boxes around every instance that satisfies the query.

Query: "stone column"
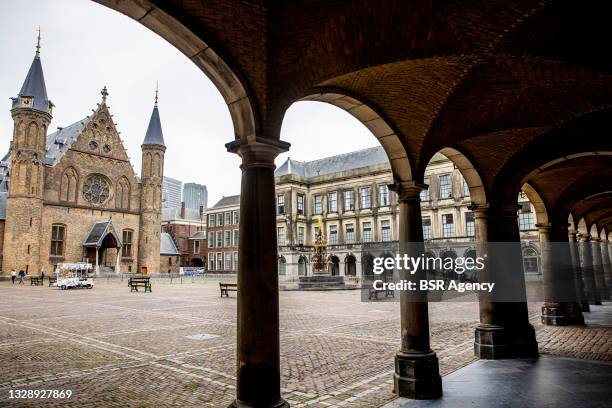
[390,181,441,399]
[579,235,601,305]
[115,249,121,274]
[474,204,538,358]
[227,137,290,408]
[600,240,612,298]
[568,232,590,312]
[538,223,583,325]
[95,248,100,276]
[591,238,610,301]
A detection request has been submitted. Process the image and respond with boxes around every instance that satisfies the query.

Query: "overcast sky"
[0,0,379,205]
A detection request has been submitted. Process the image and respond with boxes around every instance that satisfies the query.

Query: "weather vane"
[101,86,109,103]
[155,81,159,105]
[35,26,42,55]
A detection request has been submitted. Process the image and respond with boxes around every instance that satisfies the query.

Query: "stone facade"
[274,148,541,279]
[0,49,165,275]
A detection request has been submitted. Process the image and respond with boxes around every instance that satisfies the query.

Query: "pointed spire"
[142,84,165,147]
[101,86,109,104]
[12,29,52,114]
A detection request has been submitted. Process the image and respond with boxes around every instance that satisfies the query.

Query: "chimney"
[199,205,204,221]
[180,201,186,219]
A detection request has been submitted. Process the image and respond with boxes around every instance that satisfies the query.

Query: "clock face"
[89,141,98,150]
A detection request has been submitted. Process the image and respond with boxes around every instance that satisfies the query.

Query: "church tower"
[137,87,165,274]
[3,31,54,274]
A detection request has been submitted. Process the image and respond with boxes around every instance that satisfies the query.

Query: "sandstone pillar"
[579,235,601,305]
[391,182,442,399]
[227,137,290,408]
[538,223,583,325]
[568,232,589,312]
[591,238,610,301]
[474,204,538,358]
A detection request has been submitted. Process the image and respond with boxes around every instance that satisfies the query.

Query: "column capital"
[389,181,427,201]
[226,136,290,170]
[568,231,578,241]
[468,203,491,219]
[579,234,591,242]
[591,237,601,243]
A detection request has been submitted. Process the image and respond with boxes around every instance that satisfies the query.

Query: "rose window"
[82,174,110,205]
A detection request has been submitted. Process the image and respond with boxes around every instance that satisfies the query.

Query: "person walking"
[40,267,45,282]
[18,269,25,285]
[10,270,16,285]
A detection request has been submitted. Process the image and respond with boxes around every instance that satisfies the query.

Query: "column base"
[474,323,538,359]
[541,303,585,326]
[581,302,591,312]
[228,399,289,408]
[394,351,442,399]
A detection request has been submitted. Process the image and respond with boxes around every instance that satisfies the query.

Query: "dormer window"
[21,97,32,106]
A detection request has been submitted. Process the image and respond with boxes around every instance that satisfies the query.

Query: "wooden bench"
[219,282,237,297]
[30,276,44,286]
[368,286,395,300]
[48,276,57,287]
[129,276,151,293]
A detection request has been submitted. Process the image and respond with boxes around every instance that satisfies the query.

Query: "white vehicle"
[57,276,94,290]
[55,263,94,290]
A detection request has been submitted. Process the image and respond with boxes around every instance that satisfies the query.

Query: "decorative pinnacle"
[154,81,159,106]
[35,26,42,55]
[101,86,109,103]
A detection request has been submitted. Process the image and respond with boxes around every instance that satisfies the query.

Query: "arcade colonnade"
[96,1,612,406]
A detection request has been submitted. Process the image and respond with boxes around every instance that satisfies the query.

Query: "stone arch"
[577,218,589,237]
[115,176,131,210]
[27,122,38,149]
[93,0,256,141]
[589,223,600,239]
[436,147,487,205]
[60,167,79,202]
[278,255,287,276]
[521,183,548,226]
[144,152,152,177]
[344,254,357,276]
[298,91,413,183]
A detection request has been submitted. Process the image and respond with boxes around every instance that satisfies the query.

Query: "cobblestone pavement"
[0,281,609,407]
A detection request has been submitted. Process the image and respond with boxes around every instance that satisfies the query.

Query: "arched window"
[278,256,286,276]
[522,247,540,274]
[115,177,131,209]
[298,256,307,276]
[328,255,340,276]
[60,167,78,202]
[345,254,356,276]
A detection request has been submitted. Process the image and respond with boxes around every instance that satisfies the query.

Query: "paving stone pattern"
[0,282,609,407]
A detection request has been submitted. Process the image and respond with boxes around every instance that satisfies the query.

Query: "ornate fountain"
[298,216,345,289]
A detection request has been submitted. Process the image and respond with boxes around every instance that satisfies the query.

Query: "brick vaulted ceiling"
[98,0,612,229]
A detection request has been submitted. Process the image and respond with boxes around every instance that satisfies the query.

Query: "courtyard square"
[0,280,609,407]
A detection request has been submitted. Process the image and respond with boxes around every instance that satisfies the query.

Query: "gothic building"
[0,42,166,275]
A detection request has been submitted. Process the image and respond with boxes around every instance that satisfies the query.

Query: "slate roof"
[45,117,91,165]
[160,232,179,255]
[83,220,121,248]
[12,53,52,113]
[212,195,240,209]
[0,192,7,220]
[189,231,207,240]
[142,105,165,146]
[275,146,389,179]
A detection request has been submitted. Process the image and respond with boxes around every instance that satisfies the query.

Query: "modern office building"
[183,182,208,210]
[162,176,182,209]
